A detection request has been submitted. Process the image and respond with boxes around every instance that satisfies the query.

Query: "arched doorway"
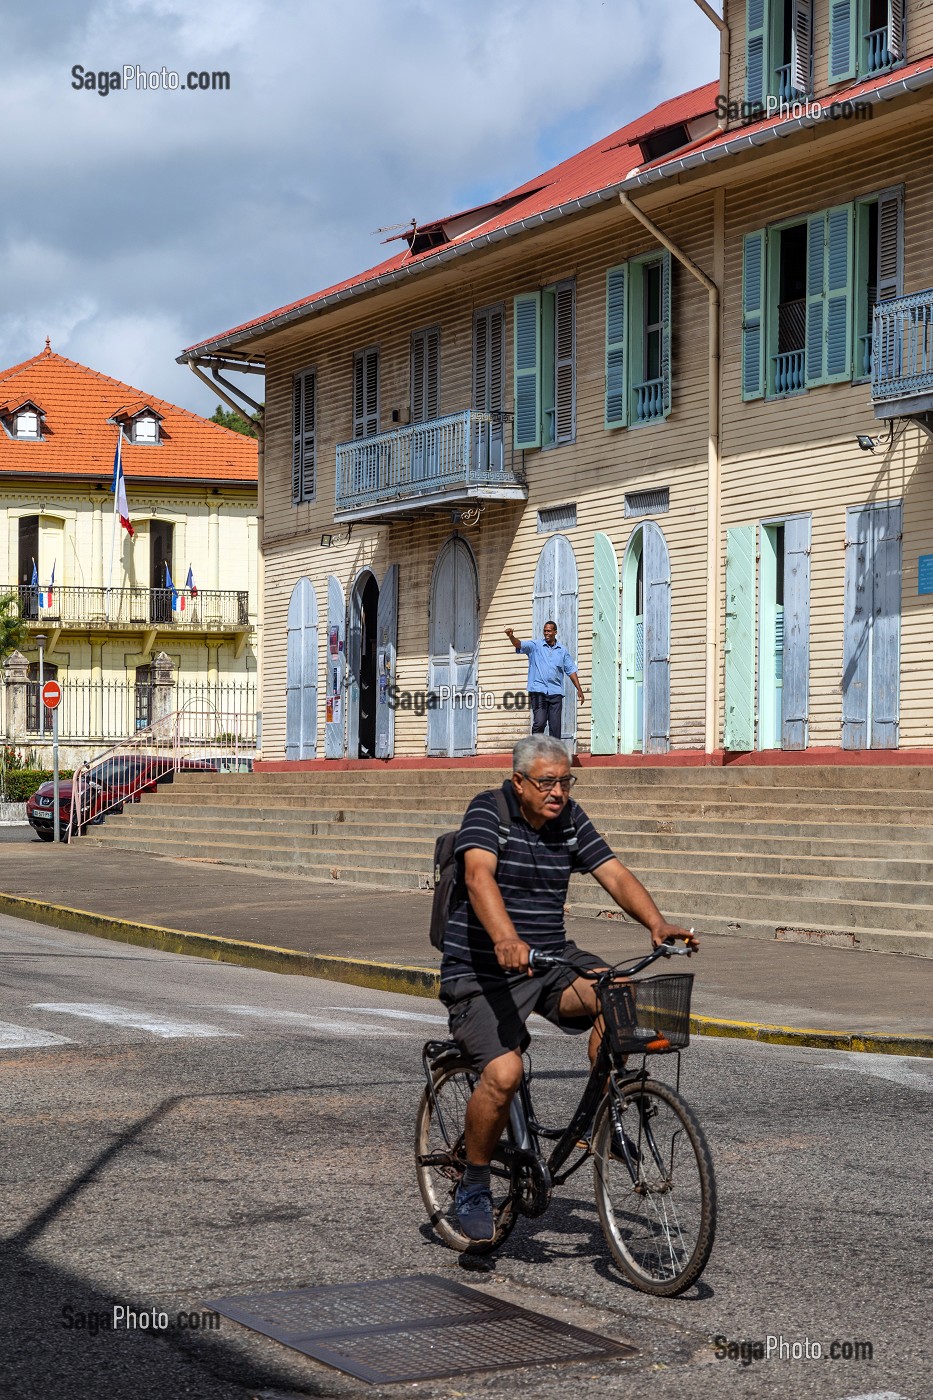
[532,534,578,747]
[621,522,670,754]
[347,569,379,758]
[285,577,319,760]
[427,537,479,756]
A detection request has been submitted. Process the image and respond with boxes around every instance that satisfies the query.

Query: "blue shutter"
[825,204,854,381]
[643,522,671,754]
[806,212,827,386]
[554,281,575,443]
[513,293,541,448]
[841,506,871,750]
[781,515,811,750]
[591,533,620,754]
[605,264,628,427]
[325,573,345,758]
[829,0,856,82]
[724,526,756,751]
[871,501,901,750]
[285,577,318,760]
[533,535,579,747]
[742,231,767,401]
[374,564,398,759]
[746,0,768,105]
[660,251,672,418]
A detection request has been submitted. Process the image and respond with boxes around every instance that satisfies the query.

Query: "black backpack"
[429,786,578,951]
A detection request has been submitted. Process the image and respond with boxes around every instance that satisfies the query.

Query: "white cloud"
[2,0,718,413]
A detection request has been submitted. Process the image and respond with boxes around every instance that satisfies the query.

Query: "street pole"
[52,708,60,843]
[36,631,47,742]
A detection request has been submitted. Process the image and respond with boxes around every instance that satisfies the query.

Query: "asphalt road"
[0,911,928,1400]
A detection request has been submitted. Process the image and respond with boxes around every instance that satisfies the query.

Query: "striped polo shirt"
[440,781,615,983]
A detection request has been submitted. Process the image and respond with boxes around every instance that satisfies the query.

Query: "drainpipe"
[618,192,722,754]
[692,0,730,131]
[187,357,266,756]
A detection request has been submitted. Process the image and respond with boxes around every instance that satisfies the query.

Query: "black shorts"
[439,941,607,1073]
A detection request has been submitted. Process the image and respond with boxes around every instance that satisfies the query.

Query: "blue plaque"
[919,555,933,596]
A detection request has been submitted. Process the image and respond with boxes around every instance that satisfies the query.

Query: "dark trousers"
[529,692,563,739]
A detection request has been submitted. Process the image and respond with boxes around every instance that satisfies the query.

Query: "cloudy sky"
[2,0,718,415]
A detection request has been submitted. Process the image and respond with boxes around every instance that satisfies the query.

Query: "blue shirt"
[518,638,577,695]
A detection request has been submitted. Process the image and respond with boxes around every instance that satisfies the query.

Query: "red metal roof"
[184,57,933,357]
[0,346,256,483]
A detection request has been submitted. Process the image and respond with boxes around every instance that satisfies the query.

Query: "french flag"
[39,561,55,609]
[165,563,179,611]
[111,429,135,537]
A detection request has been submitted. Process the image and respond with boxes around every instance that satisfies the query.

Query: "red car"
[26,755,224,841]
[26,776,111,841]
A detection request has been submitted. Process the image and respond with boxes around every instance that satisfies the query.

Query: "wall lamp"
[320,524,353,548]
[856,422,895,453]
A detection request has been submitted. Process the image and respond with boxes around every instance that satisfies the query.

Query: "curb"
[1,891,930,1059]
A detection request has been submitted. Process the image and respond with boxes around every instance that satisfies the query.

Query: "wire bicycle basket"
[599,974,694,1055]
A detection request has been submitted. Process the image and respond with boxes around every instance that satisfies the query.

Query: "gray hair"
[512,734,570,772]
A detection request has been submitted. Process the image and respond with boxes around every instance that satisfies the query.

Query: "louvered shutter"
[742,231,767,401]
[876,187,904,302]
[825,204,854,382]
[353,349,379,438]
[554,281,575,443]
[489,308,504,412]
[514,292,541,449]
[411,328,440,424]
[805,212,827,385]
[292,376,302,502]
[829,0,856,82]
[411,333,425,424]
[605,264,628,427]
[473,310,488,409]
[745,0,768,106]
[292,372,315,503]
[792,0,813,95]
[888,0,905,61]
[723,525,756,751]
[660,251,672,417]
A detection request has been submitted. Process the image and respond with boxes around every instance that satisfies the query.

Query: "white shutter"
[792,0,813,95]
[888,0,905,61]
[876,187,904,302]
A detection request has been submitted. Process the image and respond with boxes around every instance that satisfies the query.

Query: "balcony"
[9,586,251,651]
[334,409,526,521]
[872,290,933,419]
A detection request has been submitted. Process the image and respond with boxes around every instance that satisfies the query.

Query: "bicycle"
[415,941,717,1296]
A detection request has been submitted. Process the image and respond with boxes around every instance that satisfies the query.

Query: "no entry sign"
[41,679,62,710]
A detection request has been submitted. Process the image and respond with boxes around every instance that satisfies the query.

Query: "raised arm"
[504,627,522,651]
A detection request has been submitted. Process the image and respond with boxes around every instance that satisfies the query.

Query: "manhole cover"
[206,1273,634,1384]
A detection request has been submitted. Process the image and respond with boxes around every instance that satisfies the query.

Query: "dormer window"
[132,414,159,444]
[15,410,40,439]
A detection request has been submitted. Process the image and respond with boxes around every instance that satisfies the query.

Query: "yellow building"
[181,0,933,764]
[0,345,258,765]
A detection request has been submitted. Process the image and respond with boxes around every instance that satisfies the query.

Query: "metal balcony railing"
[335,409,524,517]
[871,290,933,405]
[8,585,250,630]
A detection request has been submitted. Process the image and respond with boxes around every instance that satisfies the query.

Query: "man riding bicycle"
[440,734,698,1241]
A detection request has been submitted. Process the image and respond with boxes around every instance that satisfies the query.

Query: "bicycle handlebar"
[528,939,694,979]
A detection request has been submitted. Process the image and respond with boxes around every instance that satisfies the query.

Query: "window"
[746,0,813,107]
[640,125,690,163]
[135,664,153,731]
[353,348,379,439]
[132,414,159,444]
[14,409,40,439]
[742,186,903,400]
[604,251,672,428]
[537,504,577,533]
[292,369,316,504]
[829,0,904,83]
[26,662,58,734]
[410,327,440,423]
[513,280,575,449]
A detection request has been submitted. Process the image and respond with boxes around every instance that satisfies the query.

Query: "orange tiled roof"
[0,347,256,484]
[184,56,933,358]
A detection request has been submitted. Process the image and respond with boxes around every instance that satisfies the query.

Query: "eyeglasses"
[517,772,577,793]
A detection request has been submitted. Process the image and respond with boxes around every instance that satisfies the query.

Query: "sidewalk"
[1,838,931,1052]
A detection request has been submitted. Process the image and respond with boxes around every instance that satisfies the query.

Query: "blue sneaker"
[454,1182,495,1242]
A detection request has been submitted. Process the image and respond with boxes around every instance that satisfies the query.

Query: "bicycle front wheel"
[415,1056,517,1255]
[593,1078,716,1296]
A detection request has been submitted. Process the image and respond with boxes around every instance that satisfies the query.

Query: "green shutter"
[742,230,767,401]
[660,250,672,417]
[514,292,541,449]
[591,532,620,754]
[829,0,856,82]
[746,0,768,105]
[805,212,827,386]
[825,203,854,382]
[605,264,628,427]
[723,525,756,752]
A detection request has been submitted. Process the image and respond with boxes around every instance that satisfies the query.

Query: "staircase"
[91,764,933,957]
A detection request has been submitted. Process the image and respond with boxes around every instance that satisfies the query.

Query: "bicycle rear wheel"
[415,1056,517,1255]
[593,1078,716,1296]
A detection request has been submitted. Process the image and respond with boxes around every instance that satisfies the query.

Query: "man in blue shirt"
[505,620,585,739]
